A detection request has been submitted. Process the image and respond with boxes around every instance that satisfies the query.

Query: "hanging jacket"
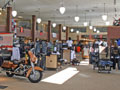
[11,47,20,61]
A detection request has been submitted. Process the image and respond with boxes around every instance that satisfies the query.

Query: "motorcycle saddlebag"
[1,61,13,68]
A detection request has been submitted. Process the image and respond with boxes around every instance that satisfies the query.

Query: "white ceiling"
[0,0,120,26]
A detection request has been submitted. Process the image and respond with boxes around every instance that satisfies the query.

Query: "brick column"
[32,15,36,42]
[66,27,69,41]
[48,20,51,42]
[77,35,79,42]
[58,24,62,41]
[6,7,12,32]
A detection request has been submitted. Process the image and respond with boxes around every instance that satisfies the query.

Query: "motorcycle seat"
[12,60,24,65]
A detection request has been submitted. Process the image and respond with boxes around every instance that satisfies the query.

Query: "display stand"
[82,47,89,59]
[46,54,57,69]
[63,49,71,63]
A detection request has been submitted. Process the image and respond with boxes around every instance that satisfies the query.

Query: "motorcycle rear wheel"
[28,70,42,83]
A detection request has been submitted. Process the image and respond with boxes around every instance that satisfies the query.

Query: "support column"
[48,20,51,42]
[77,35,79,42]
[32,15,36,42]
[58,24,62,41]
[6,7,12,32]
[66,27,69,41]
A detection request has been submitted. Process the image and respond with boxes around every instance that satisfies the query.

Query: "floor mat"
[42,67,79,84]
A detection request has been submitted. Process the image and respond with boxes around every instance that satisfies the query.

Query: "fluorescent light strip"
[42,67,79,84]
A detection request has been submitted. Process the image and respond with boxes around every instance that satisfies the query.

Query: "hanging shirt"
[83,47,89,56]
[11,47,20,61]
[117,39,120,46]
[71,50,76,60]
[67,40,73,47]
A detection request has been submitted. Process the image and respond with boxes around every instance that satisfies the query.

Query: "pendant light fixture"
[84,22,88,26]
[74,5,80,22]
[93,27,97,32]
[0,8,2,15]
[37,18,41,23]
[83,13,88,26]
[0,12,2,15]
[89,20,93,30]
[102,3,107,21]
[105,12,110,26]
[52,15,57,28]
[12,2,17,17]
[59,0,66,15]
[71,28,74,32]
[97,30,100,33]
[76,30,79,34]
[52,23,56,28]
[105,21,110,26]
[63,26,66,30]
[74,16,80,22]
[37,8,42,24]
[89,26,93,30]
[63,19,66,30]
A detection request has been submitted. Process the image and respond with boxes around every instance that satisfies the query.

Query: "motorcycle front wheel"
[28,70,42,83]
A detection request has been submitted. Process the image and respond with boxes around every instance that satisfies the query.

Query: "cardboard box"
[46,54,57,69]
[63,49,71,63]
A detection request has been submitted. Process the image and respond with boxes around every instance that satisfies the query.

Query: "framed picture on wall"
[18,20,31,29]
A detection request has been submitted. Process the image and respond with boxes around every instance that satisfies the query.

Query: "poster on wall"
[18,20,31,29]
[52,33,57,38]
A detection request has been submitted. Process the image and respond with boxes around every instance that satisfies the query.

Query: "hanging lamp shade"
[102,3,107,21]
[0,12,2,15]
[76,31,79,34]
[74,16,80,22]
[89,26,93,30]
[12,10,17,17]
[83,22,88,26]
[102,14,107,21]
[71,28,74,32]
[63,26,66,30]
[52,23,57,28]
[94,27,97,32]
[97,30,100,33]
[37,18,41,23]
[105,21,110,26]
[59,6,66,14]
